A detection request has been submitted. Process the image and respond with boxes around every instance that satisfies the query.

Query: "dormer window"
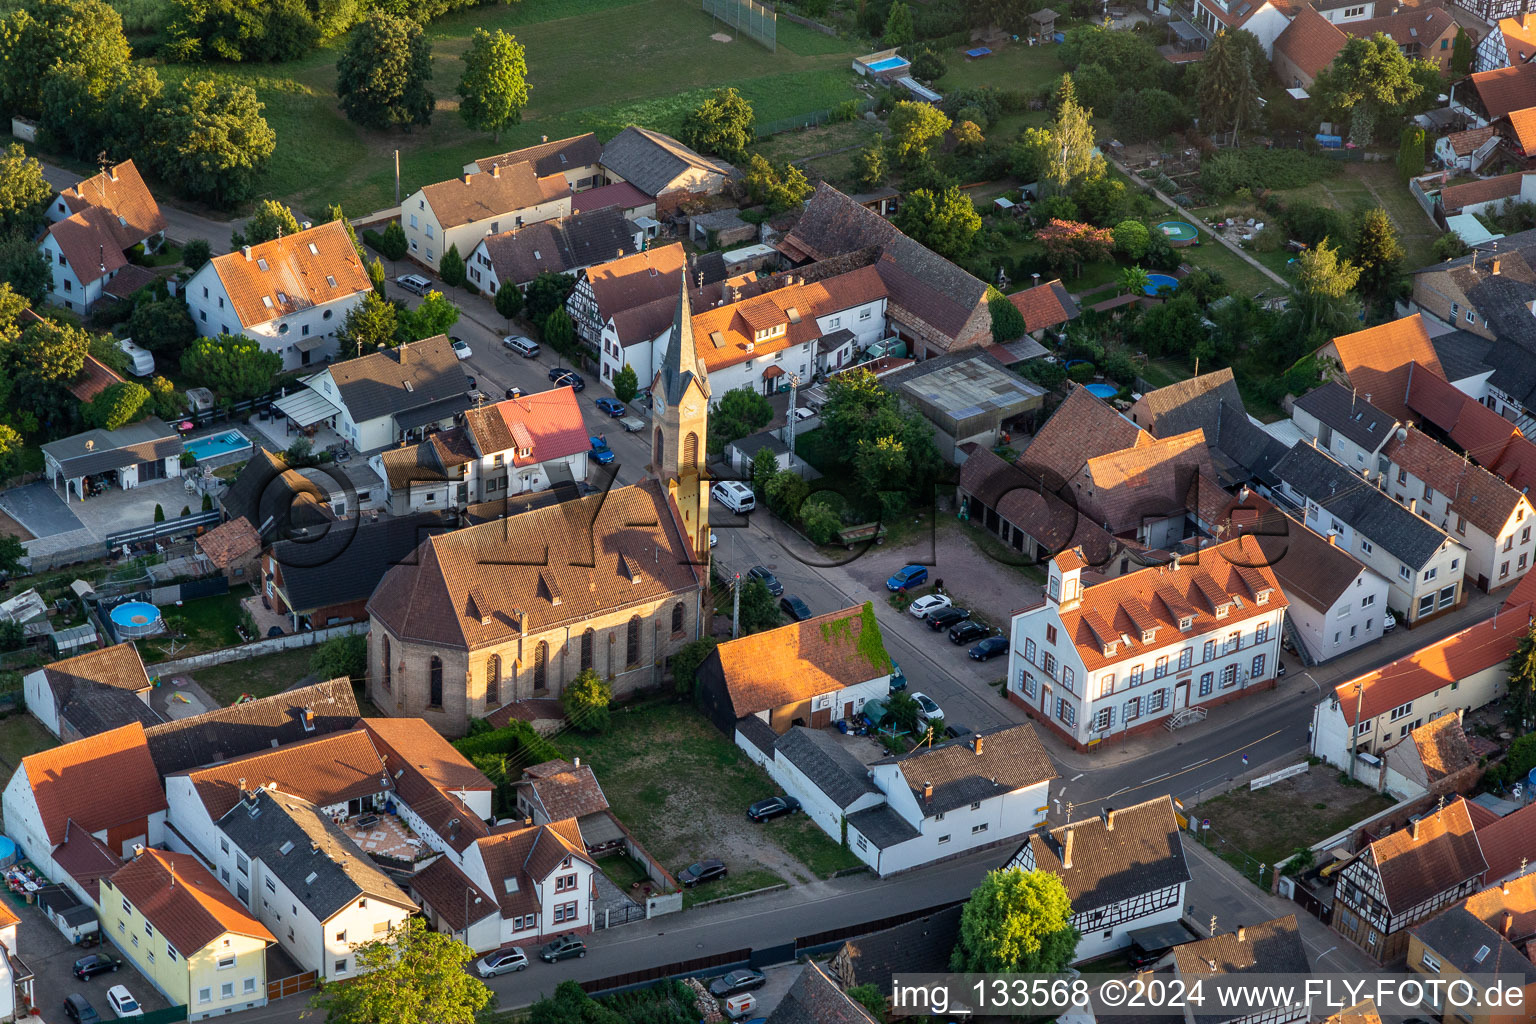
[1179,615,1194,630]
[753,324,786,342]
[1256,590,1271,605]
[262,296,274,308]
[518,447,532,459]
[1140,629,1156,643]
[1102,642,1116,657]
[1215,603,1230,618]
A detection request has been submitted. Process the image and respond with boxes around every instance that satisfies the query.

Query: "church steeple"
[658,278,709,407]
[651,276,709,560]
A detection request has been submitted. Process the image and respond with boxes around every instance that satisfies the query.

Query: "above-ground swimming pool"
[110,601,163,638]
[866,56,911,72]
[1143,273,1180,296]
[1083,383,1118,400]
[1157,221,1199,247]
[185,429,253,462]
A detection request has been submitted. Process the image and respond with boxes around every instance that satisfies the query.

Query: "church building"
[363,284,711,736]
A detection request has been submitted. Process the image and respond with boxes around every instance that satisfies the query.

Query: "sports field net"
[702,0,776,52]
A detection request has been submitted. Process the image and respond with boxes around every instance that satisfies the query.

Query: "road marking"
[1075,727,1286,803]
[1183,760,1208,770]
[1142,772,1169,784]
[1070,772,1085,781]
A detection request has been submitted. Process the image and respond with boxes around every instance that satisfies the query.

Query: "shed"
[40,417,182,502]
[689,208,755,248]
[883,352,1048,461]
[50,624,98,656]
[37,886,98,943]
[724,430,792,477]
[897,77,942,104]
[1029,8,1057,40]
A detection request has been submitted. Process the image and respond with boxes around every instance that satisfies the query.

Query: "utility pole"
[1347,683,1364,779]
[786,373,801,465]
[731,572,742,639]
[394,150,401,206]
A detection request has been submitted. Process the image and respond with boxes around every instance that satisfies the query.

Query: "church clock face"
[684,402,697,416]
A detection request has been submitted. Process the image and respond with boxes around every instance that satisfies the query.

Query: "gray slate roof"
[1172,916,1310,1024]
[1293,381,1397,452]
[480,207,640,286]
[1010,797,1189,914]
[220,447,336,543]
[846,804,921,849]
[1273,442,1453,569]
[1411,908,1536,982]
[144,678,360,776]
[657,282,709,405]
[272,512,449,613]
[836,904,963,995]
[59,684,163,737]
[42,418,181,478]
[774,727,878,809]
[326,335,469,425]
[1131,370,1285,486]
[217,789,413,922]
[872,723,1056,816]
[768,961,878,1024]
[474,133,603,178]
[1429,330,1495,383]
[598,127,734,197]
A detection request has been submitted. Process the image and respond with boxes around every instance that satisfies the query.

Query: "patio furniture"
[355,813,380,830]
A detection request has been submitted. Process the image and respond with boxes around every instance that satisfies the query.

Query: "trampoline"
[110,601,163,638]
[1144,273,1180,296]
[1157,221,1198,247]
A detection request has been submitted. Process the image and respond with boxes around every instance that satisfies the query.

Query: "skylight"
[305,871,318,885]
[257,258,269,271]
[262,296,273,308]
[503,877,519,893]
[279,840,294,856]
[1474,945,1491,963]
[326,275,337,288]
[308,243,319,255]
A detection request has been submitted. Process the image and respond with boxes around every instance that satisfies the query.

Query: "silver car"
[476,946,528,976]
[396,273,431,295]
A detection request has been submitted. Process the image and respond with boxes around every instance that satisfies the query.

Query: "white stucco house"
[402,162,571,274]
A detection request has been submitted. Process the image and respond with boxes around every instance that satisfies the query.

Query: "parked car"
[943,723,973,741]
[888,660,907,693]
[74,954,120,980]
[968,635,1009,660]
[886,564,928,591]
[589,436,615,465]
[712,480,755,513]
[911,691,942,725]
[595,396,626,417]
[502,334,540,357]
[549,368,585,391]
[105,985,143,1018]
[709,531,718,548]
[505,386,523,400]
[950,620,993,645]
[450,337,472,360]
[677,858,727,887]
[540,935,587,962]
[747,795,801,821]
[709,969,767,998]
[908,594,952,619]
[476,946,529,976]
[927,606,971,631]
[780,595,812,621]
[396,273,431,295]
[1383,610,1398,633]
[748,565,783,596]
[63,995,100,1024]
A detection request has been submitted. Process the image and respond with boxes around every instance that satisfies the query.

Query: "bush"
[562,668,612,733]
[671,637,719,698]
[802,497,843,545]
[1067,361,1096,383]
[310,634,367,683]
[452,719,563,768]
[380,221,408,261]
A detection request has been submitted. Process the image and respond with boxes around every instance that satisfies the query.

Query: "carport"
[272,386,342,434]
[40,419,182,503]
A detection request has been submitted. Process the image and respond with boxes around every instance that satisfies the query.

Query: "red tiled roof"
[420,161,570,229]
[1499,14,1536,65]
[361,718,491,794]
[485,386,590,467]
[1404,712,1477,781]
[691,266,886,373]
[571,181,653,216]
[714,604,891,718]
[1367,799,1487,914]
[518,760,610,821]
[1469,803,1536,884]
[584,243,688,321]
[196,518,260,569]
[1073,429,1215,535]
[1334,605,1534,724]
[1006,279,1074,334]
[1469,62,1536,121]
[1445,126,1498,158]
[108,850,274,954]
[1021,384,1152,487]
[1503,107,1536,155]
[471,819,592,919]
[1324,315,1446,420]
[69,355,124,403]
[1440,172,1526,216]
[1273,5,1347,80]
[59,159,166,243]
[182,728,388,820]
[54,826,121,903]
[22,722,166,844]
[48,207,129,286]
[407,855,496,931]
[1343,7,1457,54]
[43,643,150,695]
[1380,426,1528,537]
[208,221,371,330]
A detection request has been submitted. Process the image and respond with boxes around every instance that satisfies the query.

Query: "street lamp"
[786,373,801,465]
[465,891,482,947]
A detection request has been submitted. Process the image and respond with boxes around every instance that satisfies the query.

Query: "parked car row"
[895,573,1012,660]
[475,933,590,977]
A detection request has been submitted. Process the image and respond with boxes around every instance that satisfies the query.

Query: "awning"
[762,364,785,379]
[273,387,342,427]
[292,334,327,352]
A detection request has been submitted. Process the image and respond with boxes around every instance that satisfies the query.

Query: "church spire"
[660,277,708,405]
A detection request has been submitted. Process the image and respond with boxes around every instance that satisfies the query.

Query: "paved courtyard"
[341,813,424,861]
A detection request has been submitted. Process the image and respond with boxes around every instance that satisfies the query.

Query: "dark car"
[540,935,587,962]
[927,606,971,631]
[62,995,100,1024]
[709,969,767,998]
[677,858,727,887]
[73,954,120,980]
[549,368,586,391]
[950,620,993,645]
[968,635,1010,660]
[595,397,626,417]
[505,386,523,400]
[779,595,812,621]
[747,795,801,821]
[748,565,783,597]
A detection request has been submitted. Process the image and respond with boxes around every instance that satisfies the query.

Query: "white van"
[712,481,755,513]
[118,338,155,376]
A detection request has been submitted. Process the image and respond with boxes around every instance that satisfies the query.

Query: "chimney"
[1410,498,1418,514]
[1237,926,1247,942]
[923,781,933,802]
[974,735,985,756]
[242,245,252,261]
[541,135,548,143]
[1239,484,1250,502]
[574,756,581,767]
[1501,910,1514,935]
[1493,259,1502,275]
[524,817,533,827]
[1062,829,1075,870]
[131,843,145,859]
[1410,818,1421,840]
[464,174,472,185]
[1103,807,1115,831]
[1502,881,1510,896]
[1328,531,1338,546]
[492,165,500,179]
[300,221,311,230]
[302,706,316,732]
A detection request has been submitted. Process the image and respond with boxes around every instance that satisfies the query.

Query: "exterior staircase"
[1165,706,1207,731]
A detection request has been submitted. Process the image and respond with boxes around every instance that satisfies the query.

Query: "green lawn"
[1178,239,1283,298]
[762,815,864,877]
[935,43,1067,96]
[684,867,785,908]
[178,646,318,705]
[0,714,56,791]
[140,589,251,660]
[594,851,649,892]
[145,0,865,216]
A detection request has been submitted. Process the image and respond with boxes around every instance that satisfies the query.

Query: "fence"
[148,576,228,607]
[106,509,221,550]
[702,0,775,51]
[755,98,877,138]
[579,946,751,995]
[135,1006,189,1024]
[147,621,367,676]
[776,8,836,34]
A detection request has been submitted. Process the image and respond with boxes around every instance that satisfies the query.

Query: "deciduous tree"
[882,0,914,45]
[0,235,50,304]
[1039,74,1104,194]
[237,199,300,247]
[149,76,275,206]
[1119,265,1152,297]
[561,668,611,732]
[182,239,212,271]
[1113,219,1151,260]
[336,14,433,131]
[128,298,196,357]
[855,144,887,191]
[84,380,148,430]
[952,867,1079,973]
[1313,34,1426,143]
[670,637,718,698]
[887,100,950,166]
[0,529,22,575]
[523,270,576,325]
[311,634,367,682]
[456,28,528,142]
[0,0,131,119]
[1507,623,1536,731]
[180,334,282,401]
[1294,238,1363,332]
[309,917,490,1024]
[680,86,754,163]
[988,293,1025,343]
[0,423,23,484]
[612,363,638,404]
[0,143,52,237]
[743,155,812,213]
[401,290,460,342]
[736,577,780,635]
[709,386,772,451]
[893,185,980,261]
[1036,218,1113,278]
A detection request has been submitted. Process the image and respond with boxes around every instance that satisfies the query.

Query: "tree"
[0,532,23,576]
[1113,219,1151,260]
[0,423,23,483]
[612,363,638,404]
[153,503,165,522]
[887,690,921,732]
[0,143,51,236]
[743,155,813,213]
[401,291,460,342]
[561,668,612,732]
[1198,29,1262,144]
[310,634,367,683]
[149,77,275,206]
[800,496,842,545]
[893,186,980,262]
[1040,75,1105,194]
[1432,231,1470,261]
[456,27,528,142]
[143,375,182,420]
[309,917,490,1024]
[1120,265,1153,297]
[988,294,1026,343]
[367,256,386,296]
[751,445,780,500]
[1036,218,1114,278]
[882,0,914,45]
[339,291,399,352]
[907,43,946,81]
[952,867,1079,973]
[524,271,577,325]
[1397,125,1425,183]
[527,981,624,1024]
[855,145,887,191]
[182,239,211,271]
[680,87,754,163]
[952,119,984,152]
[0,234,50,304]
[328,203,365,259]
[1352,207,1404,297]
[1451,29,1473,79]
[380,220,408,260]
[494,281,522,325]
[180,334,283,401]
[709,386,772,451]
[887,100,951,166]
[128,298,196,356]
[336,14,433,131]
[1313,34,1425,143]
[0,0,131,119]
[239,199,300,246]
[1294,238,1363,332]
[542,308,576,358]
[439,243,465,288]
[1508,623,1536,731]
[670,637,718,698]
[736,577,780,634]
[765,468,809,520]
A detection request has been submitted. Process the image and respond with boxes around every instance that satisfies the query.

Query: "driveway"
[0,483,83,539]
[12,893,170,1020]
